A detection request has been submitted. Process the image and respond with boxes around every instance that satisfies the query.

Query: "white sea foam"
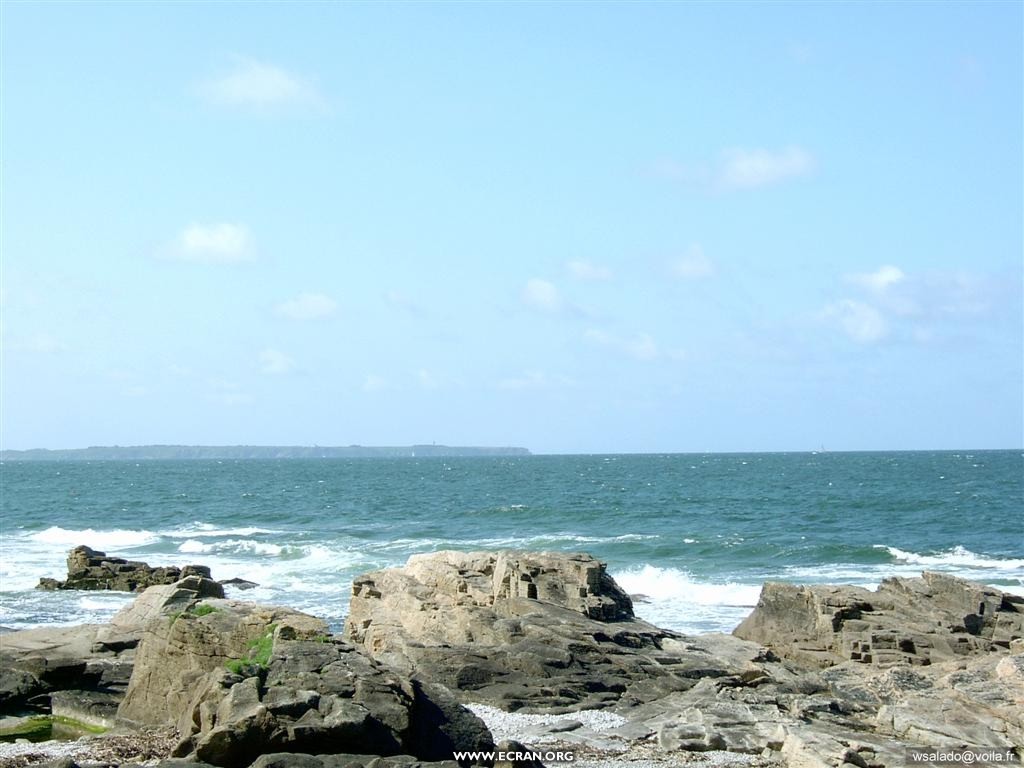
[611,564,763,634]
[615,564,761,606]
[79,594,134,611]
[30,526,161,548]
[176,538,285,556]
[163,523,282,538]
[877,544,1024,570]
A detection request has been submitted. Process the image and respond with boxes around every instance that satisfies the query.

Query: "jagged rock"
[36,545,214,593]
[0,624,136,713]
[345,551,777,713]
[0,575,226,714]
[118,598,325,728]
[734,572,1024,668]
[115,598,493,767]
[0,575,222,714]
[110,576,225,634]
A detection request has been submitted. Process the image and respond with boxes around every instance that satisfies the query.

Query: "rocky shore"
[2,549,1021,768]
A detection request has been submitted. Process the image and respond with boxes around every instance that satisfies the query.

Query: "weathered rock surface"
[37,546,214,593]
[0,576,224,717]
[118,598,326,728]
[9,552,1024,768]
[0,624,137,714]
[734,571,1024,668]
[629,572,1024,762]
[346,553,1024,767]
[115,596,492,767]
[345,551,771,712]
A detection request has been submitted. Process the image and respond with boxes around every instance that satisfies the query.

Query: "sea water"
[1,451,1021,635]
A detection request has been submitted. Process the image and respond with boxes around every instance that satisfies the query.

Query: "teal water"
[1,451,1021,634]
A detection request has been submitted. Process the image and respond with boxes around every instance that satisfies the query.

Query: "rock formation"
[0,575,224,719]
[5,549,1023,768]
[116,591,492,767]
[37,545,214,593]
[734,571,1024,668]
[347,553,1024,766]
[345,551,768,712]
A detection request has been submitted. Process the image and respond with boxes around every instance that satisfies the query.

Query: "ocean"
[1,451,1021,636]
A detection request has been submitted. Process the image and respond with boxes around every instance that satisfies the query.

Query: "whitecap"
[613,564,762,607]
[163,523,282,538]
[876,544,1024,570]
[30,526,161,548]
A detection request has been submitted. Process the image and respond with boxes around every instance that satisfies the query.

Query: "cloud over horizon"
[717,146,814,190]
[169,223,253,264]
[199,57,324,111]
[522,278,563,313]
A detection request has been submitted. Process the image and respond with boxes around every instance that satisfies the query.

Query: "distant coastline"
[0,444,532,461]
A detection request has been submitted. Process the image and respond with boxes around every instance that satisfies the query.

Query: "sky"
[1,2,1021,454]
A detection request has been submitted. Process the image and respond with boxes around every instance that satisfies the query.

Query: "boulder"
[0,624,136,714]
[116,597,492,767]
[345,551,773,712]
[38,545,214,593]
[110,576,225,634]
[118,598,324,728]
[0,575,224,716]
[734,572,1024,668]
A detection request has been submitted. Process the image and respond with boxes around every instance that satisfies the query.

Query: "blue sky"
[2,2,1021,453]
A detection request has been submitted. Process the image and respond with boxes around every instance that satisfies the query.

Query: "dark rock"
[249,755,328,768]
[37,545,215,593]
[50,688,121,728]
[220,578,260,591]
[115,600,492,768]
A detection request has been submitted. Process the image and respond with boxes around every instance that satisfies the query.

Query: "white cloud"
[259,348,295,375]
[847,265,906,294]
[200,57,323,110]
[522,278,562,312]
[275,292,338,320]
[585,329,660,361]
[717,146,814,190]
[567,260,612,281]
[170,222,253,264]
[825,300,889,343]
[670,244,715,280]
[824,266,1012,345]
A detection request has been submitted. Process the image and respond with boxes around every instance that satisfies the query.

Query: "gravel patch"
[467,703,628,743]
[467,704,776,768]
[0,728,176,768]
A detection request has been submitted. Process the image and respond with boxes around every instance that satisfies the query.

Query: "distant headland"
[0,444,532,461]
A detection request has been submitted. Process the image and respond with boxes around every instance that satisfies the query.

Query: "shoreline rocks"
[37,546,214,594]
[733,572,1024,668]
[4,547,1023,768]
